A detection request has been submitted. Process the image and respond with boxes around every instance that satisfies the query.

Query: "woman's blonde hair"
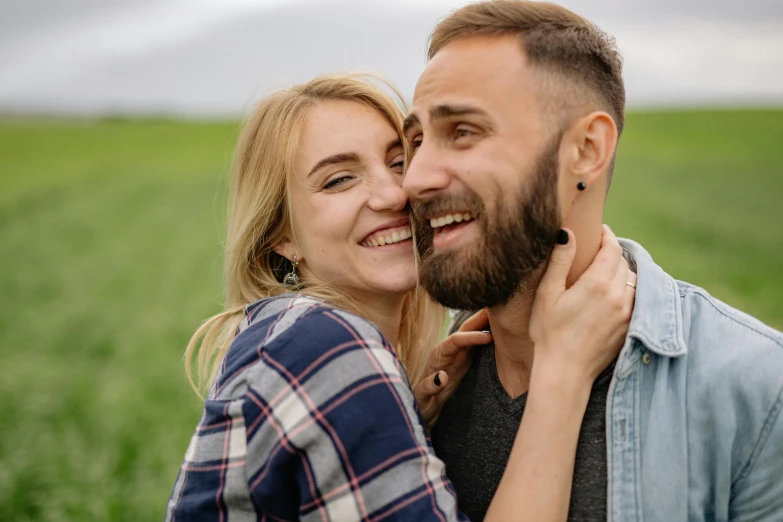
[185,73,445,395]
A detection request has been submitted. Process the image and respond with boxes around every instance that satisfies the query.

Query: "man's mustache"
[410,192,485,223]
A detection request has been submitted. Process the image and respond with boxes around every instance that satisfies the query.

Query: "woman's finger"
[537,228,577,298]
[623,269,638,315]
[413,370,448,404]
[576,225,623,290]
[611,255,630,297]
[438,331,492,357]
[458,308,490,332]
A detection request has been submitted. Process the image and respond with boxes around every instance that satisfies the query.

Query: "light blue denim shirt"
[612,240,783,522]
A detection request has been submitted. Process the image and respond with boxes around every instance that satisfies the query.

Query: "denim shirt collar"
[620,239,688,358]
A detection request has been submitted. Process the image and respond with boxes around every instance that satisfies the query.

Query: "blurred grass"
[0,119,237,521]
[606,110,783,324]
[0,110,782,520]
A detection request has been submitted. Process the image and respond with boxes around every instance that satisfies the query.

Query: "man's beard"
[412,137,562,311]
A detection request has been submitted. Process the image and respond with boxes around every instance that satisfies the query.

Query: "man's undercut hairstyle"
[429,0,625,182]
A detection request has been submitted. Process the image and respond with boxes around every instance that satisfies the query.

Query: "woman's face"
[283,100,415,298]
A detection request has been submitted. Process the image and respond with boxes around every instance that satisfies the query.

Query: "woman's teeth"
[430,212,473,229]
[360,214,474,247]
[362,227,412,247]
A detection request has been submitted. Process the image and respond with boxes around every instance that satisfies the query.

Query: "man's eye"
[323,175,352,190]
[411,136,423,150]
[455,128,474,139]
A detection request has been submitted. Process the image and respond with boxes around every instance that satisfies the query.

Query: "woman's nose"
[368,169,408,212]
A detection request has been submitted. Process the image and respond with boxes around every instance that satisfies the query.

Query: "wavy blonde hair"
[185,73,445,395]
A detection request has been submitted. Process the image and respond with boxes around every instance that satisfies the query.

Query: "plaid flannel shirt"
[166,294,467,521]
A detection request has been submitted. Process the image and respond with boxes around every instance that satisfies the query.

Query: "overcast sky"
[1,0,781,116]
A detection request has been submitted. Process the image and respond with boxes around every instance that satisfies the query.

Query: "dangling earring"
[283,254,299,286]
[577,181,587,191]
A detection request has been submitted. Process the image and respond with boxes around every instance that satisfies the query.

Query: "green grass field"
[1,110,782,520]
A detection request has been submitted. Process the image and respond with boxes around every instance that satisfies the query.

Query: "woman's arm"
[487,226,635,522]
[414,309,492,428]
[240,306,468,521]
[485,368,592,521]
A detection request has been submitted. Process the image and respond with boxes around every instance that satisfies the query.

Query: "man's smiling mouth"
[429,212,476,234]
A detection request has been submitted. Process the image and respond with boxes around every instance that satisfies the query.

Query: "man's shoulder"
[670,282,783,490]
[673,281,783,419]
[621,239,783,366]
[676,280,783,361]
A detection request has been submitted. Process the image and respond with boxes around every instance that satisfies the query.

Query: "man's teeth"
[430,212,473,228]
[362,227,412,248]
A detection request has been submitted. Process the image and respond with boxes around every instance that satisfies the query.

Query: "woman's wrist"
[529,351,594,406]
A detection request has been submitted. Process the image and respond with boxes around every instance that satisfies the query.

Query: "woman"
[166,73,634,521]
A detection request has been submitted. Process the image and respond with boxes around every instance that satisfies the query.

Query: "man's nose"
[403,143,451,201]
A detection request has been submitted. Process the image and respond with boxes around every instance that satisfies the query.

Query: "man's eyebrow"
[386,138,403,154]
[307,152,360,178]
[402,113,420,135]
[430,104,489,121]
[403,105,490,134]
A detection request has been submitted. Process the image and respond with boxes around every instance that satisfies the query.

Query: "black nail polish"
[434,372,441,386]
[556,229,569,245]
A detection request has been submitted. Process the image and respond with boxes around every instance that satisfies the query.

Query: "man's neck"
[488,222,603,398]
[488,271,540,399]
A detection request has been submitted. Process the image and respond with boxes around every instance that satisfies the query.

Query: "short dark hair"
[429,0,625,180]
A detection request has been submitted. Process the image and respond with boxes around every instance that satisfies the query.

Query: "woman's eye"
[389,154,405,172]
[411,136,423,150]
[455,128,474,139]
[322,175,352,190]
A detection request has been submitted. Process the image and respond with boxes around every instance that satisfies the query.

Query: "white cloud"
[616,21,783,104]
[0,1,271,94]
[0,0,781,114]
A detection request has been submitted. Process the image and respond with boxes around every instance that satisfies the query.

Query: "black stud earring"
[577,181,587,191]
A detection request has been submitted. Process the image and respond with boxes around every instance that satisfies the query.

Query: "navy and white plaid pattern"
[166,294,467,521]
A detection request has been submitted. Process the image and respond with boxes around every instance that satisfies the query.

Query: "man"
[402,1,783,521]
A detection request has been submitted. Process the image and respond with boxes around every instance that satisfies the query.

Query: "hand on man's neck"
[488,219,604,399]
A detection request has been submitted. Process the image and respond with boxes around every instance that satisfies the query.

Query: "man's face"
[403,35,564,310]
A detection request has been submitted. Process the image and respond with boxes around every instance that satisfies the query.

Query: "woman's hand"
[529,225,636,389]
[485,226,635,522]
[413,309,492,428]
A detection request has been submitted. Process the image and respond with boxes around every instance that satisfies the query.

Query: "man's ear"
[569,111,618,188]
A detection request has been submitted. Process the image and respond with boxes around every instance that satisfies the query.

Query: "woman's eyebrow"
[386,138,403,153]
[307,152,360,178]
[402,113,419,135]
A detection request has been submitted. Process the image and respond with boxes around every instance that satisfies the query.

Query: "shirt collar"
[620,238,688,358]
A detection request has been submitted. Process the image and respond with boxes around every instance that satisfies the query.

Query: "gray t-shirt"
[432,340,614,521]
